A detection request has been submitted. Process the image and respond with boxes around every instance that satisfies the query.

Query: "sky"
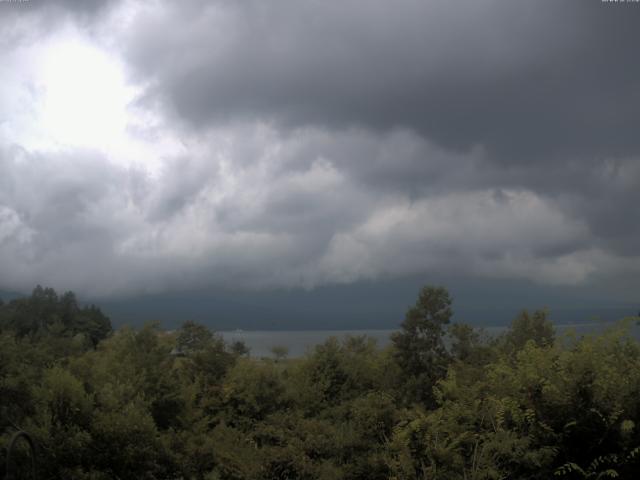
[0,0,639,328]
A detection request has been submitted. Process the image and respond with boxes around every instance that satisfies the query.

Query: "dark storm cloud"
[0,0,113,16]
[146,155,221,221]
[0,0,121,49]
[0,145,132,293]
[124,0,640,161]
[115,0,640,264]
[1,0,639,300]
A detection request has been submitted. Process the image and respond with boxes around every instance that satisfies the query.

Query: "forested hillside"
[1,286,639,479]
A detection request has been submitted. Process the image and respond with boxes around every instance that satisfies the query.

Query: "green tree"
[223,358,288,424]
[502,308,555,354]
[391,285,452,406]
[270,345,289,362]
[0,286,111,346]
[448,323,480,362]
[229,340,250,357]
[175,320,214,354]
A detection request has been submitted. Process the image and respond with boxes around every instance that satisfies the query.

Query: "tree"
[77,305,112,347]
[223,359,288,423]
[391,285,453,406]
[175,321,214,355]
[0,286,111,346]
[502,309,555,354]
[270,345,289,362]
[449,323,479,362]
[173,322,236,391]
[230,340,250,357]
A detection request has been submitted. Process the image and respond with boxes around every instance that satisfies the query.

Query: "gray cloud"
[123,1,640,161]
[116,0,640,262]
[0,0,117,40]
[2,125,636,298]
[0,0,639,302]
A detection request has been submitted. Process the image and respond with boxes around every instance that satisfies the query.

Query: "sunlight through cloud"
[40,40,134,151]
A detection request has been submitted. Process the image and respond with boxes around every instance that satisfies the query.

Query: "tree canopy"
[1,285,639,479]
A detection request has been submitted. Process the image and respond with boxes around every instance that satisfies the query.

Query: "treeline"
[1,286,639,479]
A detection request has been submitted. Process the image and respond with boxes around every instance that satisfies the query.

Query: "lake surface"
[221,329,394,357]
[221,321,640,358]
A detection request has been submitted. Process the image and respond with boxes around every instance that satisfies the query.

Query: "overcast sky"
[0,0,639,318]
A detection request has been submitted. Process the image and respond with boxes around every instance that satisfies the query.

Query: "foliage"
[270,345,289,362]
[391,285,452,406]
[0,285,112,346]
[500,308,555,354]
[1,285,640,479]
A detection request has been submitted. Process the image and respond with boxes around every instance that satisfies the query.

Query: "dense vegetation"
[1,286,639,479]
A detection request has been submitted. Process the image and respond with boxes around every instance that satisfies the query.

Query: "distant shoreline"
[219,320,640,358]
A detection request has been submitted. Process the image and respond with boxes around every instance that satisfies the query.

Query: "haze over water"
[222,321,640,358]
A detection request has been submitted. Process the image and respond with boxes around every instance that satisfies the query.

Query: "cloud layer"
[0,0,639,300]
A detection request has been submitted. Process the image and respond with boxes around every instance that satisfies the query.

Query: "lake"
[220,321,640,358]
